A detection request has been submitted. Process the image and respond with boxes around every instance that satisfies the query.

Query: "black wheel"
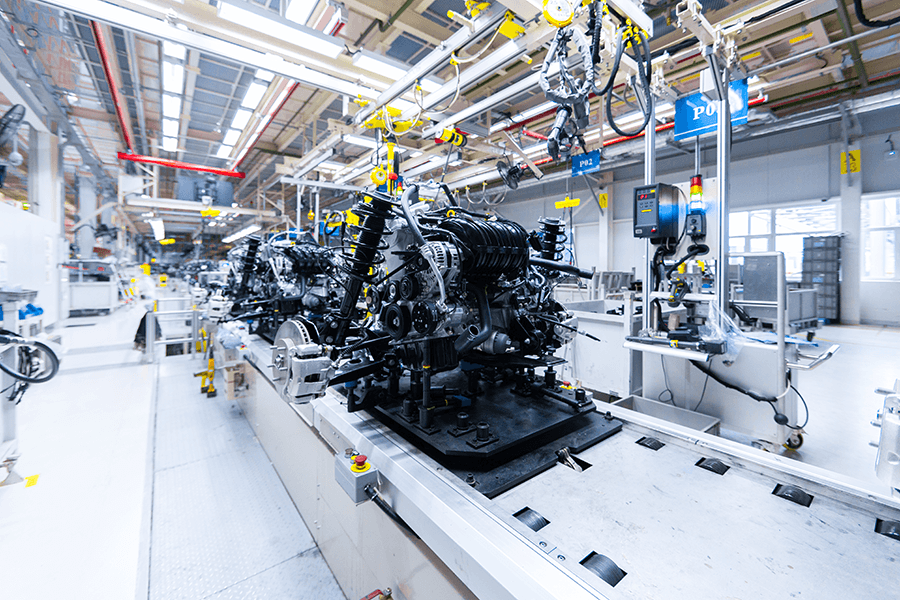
[806,331,815,342]
[784,433,804,450]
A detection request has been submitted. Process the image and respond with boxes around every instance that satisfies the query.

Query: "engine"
[221,232,342,340]
[270,185,597,468]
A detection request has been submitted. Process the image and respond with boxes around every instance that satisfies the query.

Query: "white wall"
[0,204,65,328]
[860,282,900,326]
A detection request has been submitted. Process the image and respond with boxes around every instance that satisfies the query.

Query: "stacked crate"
[802,235,841,322]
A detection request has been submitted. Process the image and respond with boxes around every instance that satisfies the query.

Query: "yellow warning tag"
[598,193,608,209]
[840,149,860,174]
[25,474,39,487]
[555,196,580,209]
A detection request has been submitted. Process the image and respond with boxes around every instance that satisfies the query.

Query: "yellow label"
[598,193,608,209]
[25,474,39,487]
[840,149,861,174]
[555,196,580,209]
[742,51,762,61]
[789,32,814,44]
[345,210,360,227]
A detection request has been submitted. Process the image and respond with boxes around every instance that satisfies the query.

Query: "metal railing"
[143,298,203,362]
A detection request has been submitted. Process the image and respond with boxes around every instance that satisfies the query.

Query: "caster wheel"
[784,433,804,450]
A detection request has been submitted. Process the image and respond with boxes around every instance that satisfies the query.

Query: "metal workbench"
[230,329,900,599]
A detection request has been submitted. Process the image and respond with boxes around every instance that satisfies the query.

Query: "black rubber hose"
[439,183,459,207]
[665,243,710,278]
[853,0,900,27]
[593,27,627,97]
[455,285,492,354]
[400,184,426,246]
[530,257,593,279]
[690,360,776,404]
[364,485,419,539]
[606,30,653,137]
[0,337,59,384]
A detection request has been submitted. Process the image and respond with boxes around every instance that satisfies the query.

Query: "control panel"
[633,183,679,242]
[335,450,379,503]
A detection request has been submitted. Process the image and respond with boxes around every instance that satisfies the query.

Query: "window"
[863,196,900,280]
[730,203,838,278]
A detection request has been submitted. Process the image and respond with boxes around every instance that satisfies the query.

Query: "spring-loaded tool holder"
[325,191,395,347]
[238,235,262,295]
[538,217,567,262]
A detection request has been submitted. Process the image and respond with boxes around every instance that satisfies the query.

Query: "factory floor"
[0,296,897,599]
[0,292,346,600]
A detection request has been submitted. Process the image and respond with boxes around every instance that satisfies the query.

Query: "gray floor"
[777,324,900,494]
[0,296,345,600]
[148,357,345,600]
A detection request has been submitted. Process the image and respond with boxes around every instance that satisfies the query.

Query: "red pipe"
[522,129,548,141]
[117,152,246,178]
[91,21,135,154]
[234,82,299,169]
[603,121,675,146]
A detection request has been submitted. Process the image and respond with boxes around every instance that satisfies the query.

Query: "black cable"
[787,385,810,430]
[606,29,653,137]
[689,361,809,429]
[0,337,59,384]
[746,0,807,24]
[853,0,900,27]
[689,360,776,404]
[364,484,419,539]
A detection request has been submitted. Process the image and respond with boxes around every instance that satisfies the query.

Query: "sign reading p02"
[335,451,378,503]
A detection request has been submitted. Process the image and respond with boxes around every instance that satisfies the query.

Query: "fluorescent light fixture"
[343,134,378,149]
[352,50,443,93]
[222,129,241,146]
[162,118,179,138]
[256,69,275,82]
[410,151,423,158]
[230,108,253,130]
[148,218,165,240]
[218,1,342,59]
[222,223,262,244]
[162,94,182,119]
[162,61,185,94]
[295,147,335,178]
[324,9,345,36]
[217,144,233,158]
[403,152,460,178]
[316,160,343,171]
[162,137,178,152]
[162,40,186,61]
[390,97,416,113]
[285,0,317,25]
[241,81,268,109]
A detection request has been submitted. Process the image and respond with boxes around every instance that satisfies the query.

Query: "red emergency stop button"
[351,454,371,473]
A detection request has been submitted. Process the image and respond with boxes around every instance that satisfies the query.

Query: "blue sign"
[571,150,601,176]
[674,79,748,141]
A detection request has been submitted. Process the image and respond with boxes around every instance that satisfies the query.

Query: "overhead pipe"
[117,153,246,178]
[234,82,299,170]
[90,20,135,154]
